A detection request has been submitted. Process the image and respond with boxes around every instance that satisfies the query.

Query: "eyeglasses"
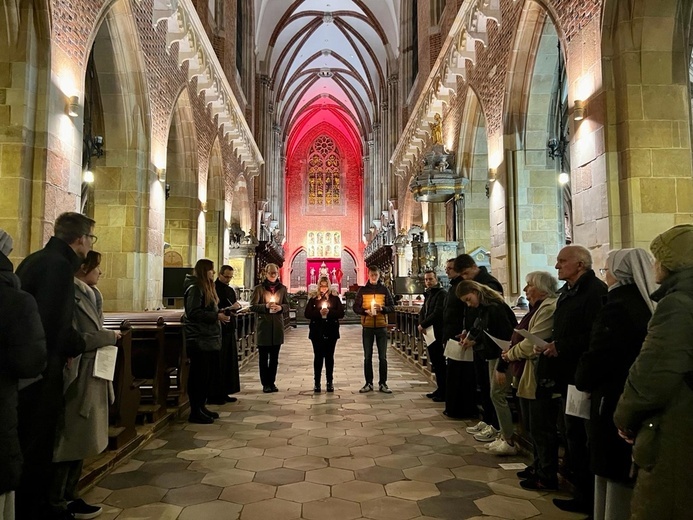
[266,271,278,276]
[85,234,98,244]
[599,268,608,276]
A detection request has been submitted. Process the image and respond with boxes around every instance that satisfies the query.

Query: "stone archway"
[85,0,151,310]
[503,1,566,291]
[206,138,225,268]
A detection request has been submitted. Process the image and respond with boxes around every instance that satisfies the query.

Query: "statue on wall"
[429,113,443,145]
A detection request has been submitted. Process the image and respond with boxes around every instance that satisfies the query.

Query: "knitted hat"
[0,229,13,256]
[650,224,693,273]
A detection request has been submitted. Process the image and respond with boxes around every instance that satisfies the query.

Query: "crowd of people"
[2,214,691,520]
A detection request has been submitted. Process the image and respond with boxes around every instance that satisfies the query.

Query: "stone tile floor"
[84,325,589,519]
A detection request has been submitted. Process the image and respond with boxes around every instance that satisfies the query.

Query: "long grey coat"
[54,279,118,462]
[613,268,693,519]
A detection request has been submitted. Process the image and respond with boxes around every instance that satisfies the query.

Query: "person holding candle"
[305,276,344,392]
[353,266,396,393]
[250,263,289,393]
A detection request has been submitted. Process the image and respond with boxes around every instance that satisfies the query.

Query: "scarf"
[607,248,657,313]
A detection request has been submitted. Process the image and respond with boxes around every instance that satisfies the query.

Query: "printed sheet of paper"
[498,462,527,470]
[484,331,511,352]
[444,339,474,362]
[422,327,436,346]
[93,345,118,381]
[565,384,591,419]
[514,328,548,348]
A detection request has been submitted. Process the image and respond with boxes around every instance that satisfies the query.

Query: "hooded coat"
[183,274,222,351]
[613,268,693,520]
[0,253,46,493]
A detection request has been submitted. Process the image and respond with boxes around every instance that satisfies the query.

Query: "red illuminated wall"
[284,121,364,290]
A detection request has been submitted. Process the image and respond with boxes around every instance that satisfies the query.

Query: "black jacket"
[442,277,466,343]
[305,292,345,341]
[419,286,445,344]
[575,284,651,480]
[468,301,517,362]
[183,275,221,351]
[0,253,46,493]
[474,266,503,294]
[16,236,85,363]
[215,279,238,332]
[537,269,607,395]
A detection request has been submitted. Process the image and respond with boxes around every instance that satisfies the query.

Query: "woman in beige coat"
[502,271,559,490]
[51,251,120,519]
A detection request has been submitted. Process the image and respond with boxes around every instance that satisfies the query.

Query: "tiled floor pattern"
[84,325,588,519]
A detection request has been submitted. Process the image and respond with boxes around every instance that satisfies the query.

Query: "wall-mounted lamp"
[83,169,94,183]
[201,201,208,213]
[488,167,498,181]
[156,167,166,182]
[558,172,571,185]
[574,100,585,121]
[67,95,79,118]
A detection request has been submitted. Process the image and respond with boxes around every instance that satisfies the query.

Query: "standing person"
[0,230,46,520]
[575,249,656,520]
[51,251,121,520]
[209,265,241,404]
[304,276,345,392]
[441,258,477,419]
[15,212,93,520]
[417,270,446,401]
[183,259,229,424]
[457,254,503,439]
[538,245,607,515]
[353,266,395,394]
[614,225,693,520]
[501,272,559,487]
[456,281,517,452]
[250,263,289,393]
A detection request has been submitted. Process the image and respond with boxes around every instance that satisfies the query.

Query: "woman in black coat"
[575,248,656,520]
[183,259,231,424]
[304,276,344,393]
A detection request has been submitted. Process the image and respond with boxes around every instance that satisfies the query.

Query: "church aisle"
[84,325,586,520]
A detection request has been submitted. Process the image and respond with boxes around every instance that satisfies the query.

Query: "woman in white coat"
[50,251,120,519]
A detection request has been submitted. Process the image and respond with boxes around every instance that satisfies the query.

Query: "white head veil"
[606,248,658,313]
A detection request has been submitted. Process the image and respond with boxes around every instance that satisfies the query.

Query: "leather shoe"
[314,385,321,393]
[262,386,273,393]
[225,396,238,403]
[432,395,445,402]
[270,385,279,392]
[326,382,334,392]
[188,412,213,424]
[553,498,590,514]
[425,391,439,399]
[201,406,219,419]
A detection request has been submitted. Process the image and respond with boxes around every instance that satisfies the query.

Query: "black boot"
[314,382,321,393]
[326,382,334,392]
[201,406,219,419]
[189,408,213,424]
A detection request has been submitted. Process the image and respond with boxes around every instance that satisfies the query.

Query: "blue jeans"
[362,327,388,385]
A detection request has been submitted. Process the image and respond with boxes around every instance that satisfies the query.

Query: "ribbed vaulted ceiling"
[255,0,400,153]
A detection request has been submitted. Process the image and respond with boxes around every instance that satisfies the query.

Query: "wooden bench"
[104,314,168,423]
[106,321,140,449]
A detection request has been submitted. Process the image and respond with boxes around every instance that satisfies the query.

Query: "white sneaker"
[485,437,504,450]
[473,425,499,442]
[488,439,518,456]
[465,421,488,434]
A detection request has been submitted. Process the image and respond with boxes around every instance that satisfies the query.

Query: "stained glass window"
[307,135,341,206]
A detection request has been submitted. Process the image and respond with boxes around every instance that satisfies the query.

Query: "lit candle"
[370,297,376,315]
[322,301,328,318]
[269,295,275,304]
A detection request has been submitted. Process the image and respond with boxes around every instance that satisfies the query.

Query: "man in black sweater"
[418,270,446,401]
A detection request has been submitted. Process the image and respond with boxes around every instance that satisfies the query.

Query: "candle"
[269,295,275,304]
[322,301,328,318]
[370,297,376,315]
[322,302,327,310]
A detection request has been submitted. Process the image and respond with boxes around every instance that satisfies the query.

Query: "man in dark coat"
[210,265,241,404]
[0,230,46,516]
[418,270,446,401]
[15,212,94,519]
[539,244,607,515]
[441,258,478,418]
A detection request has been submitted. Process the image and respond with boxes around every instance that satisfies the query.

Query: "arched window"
[307,135,341,206]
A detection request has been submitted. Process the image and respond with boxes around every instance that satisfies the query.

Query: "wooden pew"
[103,314,168,423]
[106,321,140,449]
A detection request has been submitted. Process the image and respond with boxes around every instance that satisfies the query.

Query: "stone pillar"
[454,194,466,252]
